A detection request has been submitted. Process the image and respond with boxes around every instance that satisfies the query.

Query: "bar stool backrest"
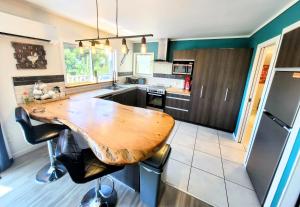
[15,107,35,144]
[56,130,85,181]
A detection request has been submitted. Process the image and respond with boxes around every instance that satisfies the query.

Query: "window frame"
[134,52,154,76]
[61,41,116,87]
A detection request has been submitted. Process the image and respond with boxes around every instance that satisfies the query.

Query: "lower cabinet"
[164,93,190,121]
[136,89,147,108]
[112,89,137,106]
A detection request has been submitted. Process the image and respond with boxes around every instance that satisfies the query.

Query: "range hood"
[154,38,170,62]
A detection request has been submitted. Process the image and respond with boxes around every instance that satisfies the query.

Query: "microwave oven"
[172,60,194,75]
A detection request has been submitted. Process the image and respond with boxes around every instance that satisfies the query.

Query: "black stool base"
[36,161,67,184]
[81,185,117,207]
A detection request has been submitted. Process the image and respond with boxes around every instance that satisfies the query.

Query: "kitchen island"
[23,97,174,165]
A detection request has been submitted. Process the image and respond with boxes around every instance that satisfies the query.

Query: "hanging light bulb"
[121,38,128,54]
[91,41,96,54]
[105,39,112,52]
[79,41,83,54]
[140,36,147,53]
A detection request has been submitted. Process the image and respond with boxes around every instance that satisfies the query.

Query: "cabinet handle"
[224,88,229,101]
[200,85,204,98]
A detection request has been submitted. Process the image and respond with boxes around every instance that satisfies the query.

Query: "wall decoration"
[11,42,47,69]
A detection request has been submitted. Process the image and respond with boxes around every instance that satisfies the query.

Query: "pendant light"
[79,41,83,54]
[141,36,147,53]
[76,0,153,52]
[91,41,96,54]
[121,38,128,54]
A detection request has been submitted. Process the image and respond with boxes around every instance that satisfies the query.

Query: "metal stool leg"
[36,140,67,184]
[81,177,118,207]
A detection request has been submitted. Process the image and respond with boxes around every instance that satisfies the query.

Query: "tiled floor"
[162,121,260,207]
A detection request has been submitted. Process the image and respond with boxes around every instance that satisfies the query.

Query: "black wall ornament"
[11,42,47,69]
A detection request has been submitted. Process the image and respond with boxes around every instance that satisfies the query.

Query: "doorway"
[241,45,276,148]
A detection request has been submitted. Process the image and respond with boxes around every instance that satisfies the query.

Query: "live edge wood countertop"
[23,98,175,165]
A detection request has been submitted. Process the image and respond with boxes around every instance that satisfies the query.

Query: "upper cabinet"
[173,50,196,60]
[276,27,300,68]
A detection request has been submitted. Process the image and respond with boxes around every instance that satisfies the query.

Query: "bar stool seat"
[29,123,67,144]
[15,107,68,184]
[56,130,124,207]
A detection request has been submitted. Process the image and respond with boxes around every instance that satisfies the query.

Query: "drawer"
[165,107,189,121]
[165,96,190,110]
[166,93,191,99]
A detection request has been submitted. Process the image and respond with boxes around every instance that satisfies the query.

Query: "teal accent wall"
[133,38,249,61]
[234,1,300,136]
[271,130,300,207]
[133,42,159,59]
[167,38,249,60]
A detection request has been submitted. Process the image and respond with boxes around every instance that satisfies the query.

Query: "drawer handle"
[200,85,204,98]
[165,106,189,112]
[166,96,190,101]
[224,88,229,101]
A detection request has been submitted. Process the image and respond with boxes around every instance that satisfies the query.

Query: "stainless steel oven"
[146,86,166,111]
[172,59,194,75]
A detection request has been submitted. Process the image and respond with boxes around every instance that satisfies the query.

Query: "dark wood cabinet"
[112,89,137,106]
[189,48,252,132]
[173,50,196,60]
[276,27,300,68]
[165,93,190,121]
[136,89,147,108]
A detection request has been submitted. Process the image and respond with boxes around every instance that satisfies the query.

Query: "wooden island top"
[23,98,175,165]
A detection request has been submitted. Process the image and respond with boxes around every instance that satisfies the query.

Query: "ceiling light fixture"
[76,0,153,53]
[141,36,147,53]
[79,41,83,54]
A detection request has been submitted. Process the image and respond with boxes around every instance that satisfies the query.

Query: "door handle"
[200,85,204,98]
[224,88,229,101]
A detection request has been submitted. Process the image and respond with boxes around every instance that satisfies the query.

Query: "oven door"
[146,93,165,109]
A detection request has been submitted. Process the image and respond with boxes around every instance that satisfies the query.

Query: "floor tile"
[172,132,196,148]
[188,168,228,207]
[163,159,191,192]
[170,144,194,165]
[226,181,260,207]
[222,159,253,190]
[195,139,221,157]
[218,131,245,151]
[220,145,245,164]
[197,129,219,144]
[177,122,198,137]
[192,151,223,178]
[198,126,218,135]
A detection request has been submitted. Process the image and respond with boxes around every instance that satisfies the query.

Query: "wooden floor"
[0,147,211,207]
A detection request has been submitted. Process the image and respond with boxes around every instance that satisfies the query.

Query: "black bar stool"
[56,130,124,207]
[15,107,68,183]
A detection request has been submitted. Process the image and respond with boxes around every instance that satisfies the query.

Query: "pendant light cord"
[116,0,119,37]
[96,0,100,39]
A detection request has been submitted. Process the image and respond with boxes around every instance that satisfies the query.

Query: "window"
[63,43,115,85]
[134,53,154,75]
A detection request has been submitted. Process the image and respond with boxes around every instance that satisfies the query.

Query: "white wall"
[0,0,133,157]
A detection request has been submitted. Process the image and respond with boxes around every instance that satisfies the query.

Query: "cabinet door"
[123,90,137,106]
[276,27,300,68]
[173,50,196,60]
[112,93,124,104]
[189,49,220,125]
[209,48,252,132]
[136,89,147,108]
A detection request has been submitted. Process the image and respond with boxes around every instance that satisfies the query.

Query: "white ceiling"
[26,0,295,39]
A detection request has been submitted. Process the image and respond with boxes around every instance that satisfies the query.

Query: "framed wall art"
[11,42,47,69]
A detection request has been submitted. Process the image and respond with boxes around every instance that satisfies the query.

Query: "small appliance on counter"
[146,86,166,111]
[126,77,146,84]
[172,59,194,75]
